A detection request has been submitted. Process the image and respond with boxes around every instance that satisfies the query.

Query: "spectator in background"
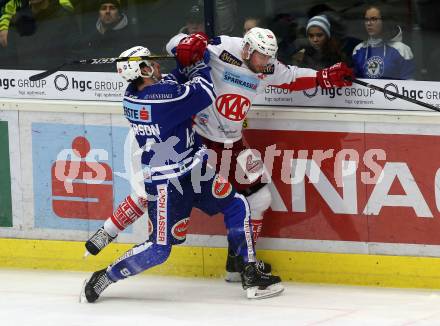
[75,0,136,65]
[179,4,205,34]
[292,15,347,70]
[177,1,237,36]
[3,0,78,69]
[243,16,260,35]
[268,13,298,65]
[305,3,360,67]
[214,0,236,35]
[0,0,73,48]
[95,0,126,35]
[352,3,415,79]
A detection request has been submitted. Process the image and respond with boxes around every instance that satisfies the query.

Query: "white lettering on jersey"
[131,123,161,136]
[186,128,195,148]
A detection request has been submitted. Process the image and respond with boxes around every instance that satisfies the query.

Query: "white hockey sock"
[103,219,120,238]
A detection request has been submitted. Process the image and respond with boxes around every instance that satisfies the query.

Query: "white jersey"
[167,34,318,143]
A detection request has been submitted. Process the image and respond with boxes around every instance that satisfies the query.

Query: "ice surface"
[1,269,440,326]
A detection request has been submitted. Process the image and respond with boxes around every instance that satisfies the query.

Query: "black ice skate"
[241,262,284,299]
[225,250,272,282]
[84,227,116,256]
[80,268,113,303]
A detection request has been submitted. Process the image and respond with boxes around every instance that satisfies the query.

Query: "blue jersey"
[352,38,414,80]
[122,66,215,183]
[106,66,255,284]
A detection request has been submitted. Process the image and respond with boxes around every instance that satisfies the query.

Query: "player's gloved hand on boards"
[175,32,209,67]
[316,62,354,89]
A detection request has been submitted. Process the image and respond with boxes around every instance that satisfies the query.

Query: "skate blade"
[246,283,284,300]
[79,279,88,303]
[224,272,241,283]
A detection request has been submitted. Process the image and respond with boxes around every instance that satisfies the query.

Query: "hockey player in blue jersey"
[81,34,284,302]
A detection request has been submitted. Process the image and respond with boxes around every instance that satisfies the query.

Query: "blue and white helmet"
[242,27,278,59]
[116,46,154,82]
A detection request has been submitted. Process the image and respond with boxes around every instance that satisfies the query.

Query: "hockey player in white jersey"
[85,27,354,281]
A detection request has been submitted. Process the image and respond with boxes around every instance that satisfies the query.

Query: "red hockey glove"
[176,32,209,67]
[316,62,354,89]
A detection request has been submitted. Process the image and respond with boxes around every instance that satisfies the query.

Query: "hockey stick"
[29,54,175,81]
[351,78,440,113]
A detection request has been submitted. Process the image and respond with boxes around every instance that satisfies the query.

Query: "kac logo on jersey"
[216,94,251,121]
[212,174,232,198]
[123,100,152,123]
[365,56,384,78]
[171,217,190,240]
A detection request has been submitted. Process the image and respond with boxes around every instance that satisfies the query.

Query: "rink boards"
[2,99,440,288]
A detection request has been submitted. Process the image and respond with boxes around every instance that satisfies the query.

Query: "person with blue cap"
[294,15,347,70]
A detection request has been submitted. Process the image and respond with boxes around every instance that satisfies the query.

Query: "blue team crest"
[364,56,384,78]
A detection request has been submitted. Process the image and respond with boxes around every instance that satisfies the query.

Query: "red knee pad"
[111,195,147,230]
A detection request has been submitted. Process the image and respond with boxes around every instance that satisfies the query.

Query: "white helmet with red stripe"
[242,27,278,59]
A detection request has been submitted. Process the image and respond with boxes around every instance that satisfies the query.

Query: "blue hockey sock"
[106,242,172,281]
